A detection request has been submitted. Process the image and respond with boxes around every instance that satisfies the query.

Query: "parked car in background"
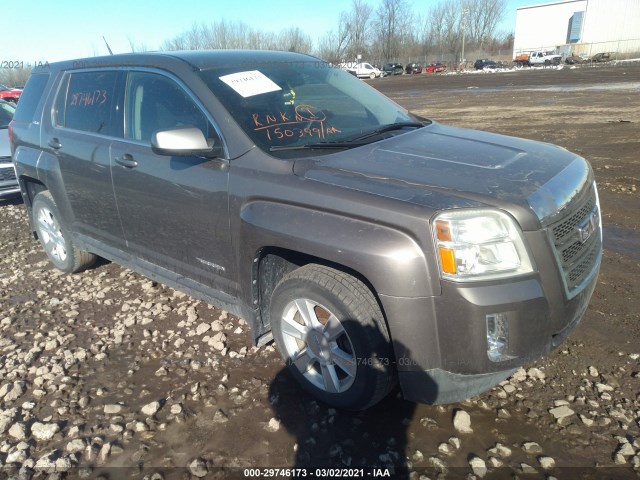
[513,51,562,67]
[425,63,447,73]
[383,63,404,76]
[346,62,382,79]
[405,63,422,74]
[0,100,19,198]
[565,55,588,65]
[0,84,22,104]
[592,52,614,62]
[528,51,562,66]
[474,59,497,70]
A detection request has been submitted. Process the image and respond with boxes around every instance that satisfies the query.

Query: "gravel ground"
[1,63,639,479]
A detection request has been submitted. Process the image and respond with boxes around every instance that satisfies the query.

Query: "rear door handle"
[48,138,62,150]
[114,153,138,169]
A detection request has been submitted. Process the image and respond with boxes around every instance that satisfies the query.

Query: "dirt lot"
[1,64,639,479]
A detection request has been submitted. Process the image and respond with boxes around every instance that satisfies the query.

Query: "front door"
[110,70,233,292]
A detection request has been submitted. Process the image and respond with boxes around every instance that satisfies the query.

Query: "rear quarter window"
[13,73,50,123]
[54,71,119,137]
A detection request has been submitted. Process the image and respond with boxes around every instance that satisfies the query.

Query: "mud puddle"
[441,81,640,96]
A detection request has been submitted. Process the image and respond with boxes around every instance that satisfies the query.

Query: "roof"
[38,50,319,73]
[516,0,585,11]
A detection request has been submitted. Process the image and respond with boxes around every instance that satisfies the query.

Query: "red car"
[0,84,22,103]
[425,63,447,73]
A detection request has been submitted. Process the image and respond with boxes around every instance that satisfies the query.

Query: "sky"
[2,0,536,64]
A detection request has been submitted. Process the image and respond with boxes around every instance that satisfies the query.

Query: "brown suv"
[10,51,602,410]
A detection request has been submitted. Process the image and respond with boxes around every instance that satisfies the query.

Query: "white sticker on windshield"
[219,70,281,98]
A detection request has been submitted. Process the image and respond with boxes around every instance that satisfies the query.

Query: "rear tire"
[32,191,96,273]
[270,264,396,410]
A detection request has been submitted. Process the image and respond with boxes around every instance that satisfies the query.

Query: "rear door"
[44,69,126,250]
[110,69,233,292]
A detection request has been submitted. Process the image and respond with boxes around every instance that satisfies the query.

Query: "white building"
[513,0,640,58]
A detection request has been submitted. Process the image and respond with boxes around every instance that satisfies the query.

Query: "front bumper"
[380,261,599,404]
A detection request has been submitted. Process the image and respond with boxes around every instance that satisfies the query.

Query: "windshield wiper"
[269,142,358,152]
[268,122,426,152]
[343,121,425,143]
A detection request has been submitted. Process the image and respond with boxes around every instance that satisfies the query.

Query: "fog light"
[486,313,513,362]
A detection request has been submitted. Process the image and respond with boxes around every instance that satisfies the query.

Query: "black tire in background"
[270,264,397,410]
[32,191,96,273]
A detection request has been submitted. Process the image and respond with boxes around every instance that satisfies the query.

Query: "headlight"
[431,209,534,281]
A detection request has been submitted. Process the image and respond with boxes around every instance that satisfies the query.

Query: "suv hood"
[294,122,590,229]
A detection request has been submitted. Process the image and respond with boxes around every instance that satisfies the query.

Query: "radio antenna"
[102,36,114,55]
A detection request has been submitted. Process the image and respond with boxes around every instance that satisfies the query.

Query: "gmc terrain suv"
[10,51,602,410]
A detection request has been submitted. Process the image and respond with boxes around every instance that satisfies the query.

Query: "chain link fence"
[514,38,640,61]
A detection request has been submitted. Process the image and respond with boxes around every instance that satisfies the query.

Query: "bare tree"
[345,0,373,59]
[161,21,309,54]
[316,1,372,63]
[160,32,190,51]
[278,27,313,54]
[158,0,509,65]
[373,0,413,61]
[317,29,345,63]
[127,35,150,53]
[0,68,31,88]
[425,0,506,60]
[464,0,506,50]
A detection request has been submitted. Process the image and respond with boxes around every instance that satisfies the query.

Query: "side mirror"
[151,127,221,157]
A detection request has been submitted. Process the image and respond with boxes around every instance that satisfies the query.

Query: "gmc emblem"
[578,207,599,244]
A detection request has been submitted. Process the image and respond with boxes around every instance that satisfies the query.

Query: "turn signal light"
[438,247,456,274]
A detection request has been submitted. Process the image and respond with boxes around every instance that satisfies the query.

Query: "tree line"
[160,0,512,65]
[0,0,511,88]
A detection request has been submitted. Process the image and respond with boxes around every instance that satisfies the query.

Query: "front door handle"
[48,138,62,150]
[114,153,138,169]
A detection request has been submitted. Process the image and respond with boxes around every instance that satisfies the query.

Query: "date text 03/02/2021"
[242,468,392,477]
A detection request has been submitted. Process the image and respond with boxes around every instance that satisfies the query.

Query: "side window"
[54,71,119,136]
[13,73,50,123]
[125,71,211,143]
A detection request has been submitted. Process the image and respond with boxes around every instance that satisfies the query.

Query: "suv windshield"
[197,61,421,157]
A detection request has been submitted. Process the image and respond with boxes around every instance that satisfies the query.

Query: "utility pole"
[460,7,469,71]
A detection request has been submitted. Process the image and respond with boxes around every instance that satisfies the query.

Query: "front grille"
[0,167,17,182]
[551,195,596,243]
[547,184,601,297]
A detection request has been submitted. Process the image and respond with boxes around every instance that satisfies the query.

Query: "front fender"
[238,201,438,299]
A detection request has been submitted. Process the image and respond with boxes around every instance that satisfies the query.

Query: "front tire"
[32,191,96,273]
[270,264,396,410]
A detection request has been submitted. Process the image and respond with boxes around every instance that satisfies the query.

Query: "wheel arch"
[18,175,47,238]
[14,146,75,238]
[254,247,389,337]
[238,200,435,298]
